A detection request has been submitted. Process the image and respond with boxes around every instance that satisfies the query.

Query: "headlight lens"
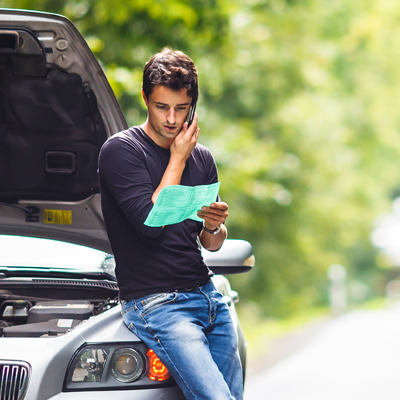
[72,348,108,383]
[64,343,173,391]
[111,348,144,383]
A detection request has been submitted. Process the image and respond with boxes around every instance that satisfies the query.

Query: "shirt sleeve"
[98,134,163,238]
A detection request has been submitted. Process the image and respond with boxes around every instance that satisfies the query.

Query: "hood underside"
[0,9,127,248]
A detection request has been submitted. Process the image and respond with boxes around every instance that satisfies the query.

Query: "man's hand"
[197,202,229,231]
[170,114,200,165]
[198,202,228,251]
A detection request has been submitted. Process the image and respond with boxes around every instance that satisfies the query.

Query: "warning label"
[44,210,72,225]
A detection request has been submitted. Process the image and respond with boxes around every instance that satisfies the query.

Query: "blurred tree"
[2,0,400,316]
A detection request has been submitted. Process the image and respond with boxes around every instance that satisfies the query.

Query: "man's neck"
[140,121,172,149]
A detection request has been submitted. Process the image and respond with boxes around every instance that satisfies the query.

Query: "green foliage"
[3,0,400,316]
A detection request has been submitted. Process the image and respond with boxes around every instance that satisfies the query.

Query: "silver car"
[0,9,254,400]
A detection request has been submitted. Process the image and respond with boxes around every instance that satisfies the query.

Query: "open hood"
[0,9,128,251]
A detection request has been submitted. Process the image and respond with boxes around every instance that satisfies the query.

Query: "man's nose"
[166,108,176,124]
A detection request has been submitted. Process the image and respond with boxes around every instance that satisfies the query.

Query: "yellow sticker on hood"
[44,210,72,225]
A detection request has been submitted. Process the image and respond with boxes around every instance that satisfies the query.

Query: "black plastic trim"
[62,342,176,392]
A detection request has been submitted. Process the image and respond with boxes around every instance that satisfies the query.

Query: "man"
[98,48,242,400]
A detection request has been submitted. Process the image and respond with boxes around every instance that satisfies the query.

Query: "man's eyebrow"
[154,101,191,106]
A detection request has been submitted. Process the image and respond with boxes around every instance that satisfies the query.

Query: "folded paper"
[144,182,221,227]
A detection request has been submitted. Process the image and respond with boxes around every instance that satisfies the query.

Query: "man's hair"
[142,48,198,101]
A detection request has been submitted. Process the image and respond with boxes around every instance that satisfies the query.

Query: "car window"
[0,235,115,276]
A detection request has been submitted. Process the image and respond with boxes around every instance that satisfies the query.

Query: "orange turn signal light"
[146,349,171,381]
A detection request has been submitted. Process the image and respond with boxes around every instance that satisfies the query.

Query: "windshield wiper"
[0,267,116,281]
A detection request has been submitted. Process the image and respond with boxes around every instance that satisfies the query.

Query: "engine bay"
[0,279,119,338]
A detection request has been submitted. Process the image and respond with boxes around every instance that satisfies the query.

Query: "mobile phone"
[187,96,198,127]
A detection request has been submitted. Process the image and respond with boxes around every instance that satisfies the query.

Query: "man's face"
[142,85,192,148]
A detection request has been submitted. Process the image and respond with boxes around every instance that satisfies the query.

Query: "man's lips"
[164,125,177,132]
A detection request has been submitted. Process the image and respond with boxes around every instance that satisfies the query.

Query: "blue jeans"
[121,281,243,400]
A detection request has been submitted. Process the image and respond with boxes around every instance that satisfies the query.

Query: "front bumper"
[46,386,185,400]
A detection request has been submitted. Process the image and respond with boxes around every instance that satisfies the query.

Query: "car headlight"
[64,343,174,391]
[111,348,143,383]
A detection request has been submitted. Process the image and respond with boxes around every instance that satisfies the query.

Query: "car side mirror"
[202,239,255,275]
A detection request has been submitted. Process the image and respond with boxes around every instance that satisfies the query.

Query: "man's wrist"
[202,221,221,235]
[169,155,187,168]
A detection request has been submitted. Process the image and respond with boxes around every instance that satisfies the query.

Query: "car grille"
[0,362,30,400]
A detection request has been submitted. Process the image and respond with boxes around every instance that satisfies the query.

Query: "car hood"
[0,9,128,252]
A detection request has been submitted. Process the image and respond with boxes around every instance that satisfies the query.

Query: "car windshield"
[0,235,115,277]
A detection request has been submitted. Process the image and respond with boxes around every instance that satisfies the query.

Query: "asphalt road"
[244,302,400,400]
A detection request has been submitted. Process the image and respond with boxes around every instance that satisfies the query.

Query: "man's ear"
[142,89,148,107]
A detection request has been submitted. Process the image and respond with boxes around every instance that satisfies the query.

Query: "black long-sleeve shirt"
[98,126,217,300]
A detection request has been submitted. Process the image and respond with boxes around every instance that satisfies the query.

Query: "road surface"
[244,303,400,400]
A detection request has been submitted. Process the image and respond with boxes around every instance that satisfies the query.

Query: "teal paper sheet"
[144,182,221,227]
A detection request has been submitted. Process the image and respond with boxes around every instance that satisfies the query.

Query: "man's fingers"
[191,113,198,128]
[197,213,222,226]
[198,200,229,228]
[177,125,197,145]
[188,124,199,140]
[201,203,229,215]
[183,113,198,137]
[200,209,228,219]
[193,126,200,141]
[210,202,228,210]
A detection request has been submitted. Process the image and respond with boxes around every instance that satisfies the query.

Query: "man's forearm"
[151,159,185,204]
[199,223,228,252]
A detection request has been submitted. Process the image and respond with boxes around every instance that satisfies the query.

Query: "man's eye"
[176,107,187,111]
[156,105,167,110]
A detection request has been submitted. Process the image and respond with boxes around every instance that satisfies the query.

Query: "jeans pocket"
[121,300,135,316]
[141,292,178,316]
